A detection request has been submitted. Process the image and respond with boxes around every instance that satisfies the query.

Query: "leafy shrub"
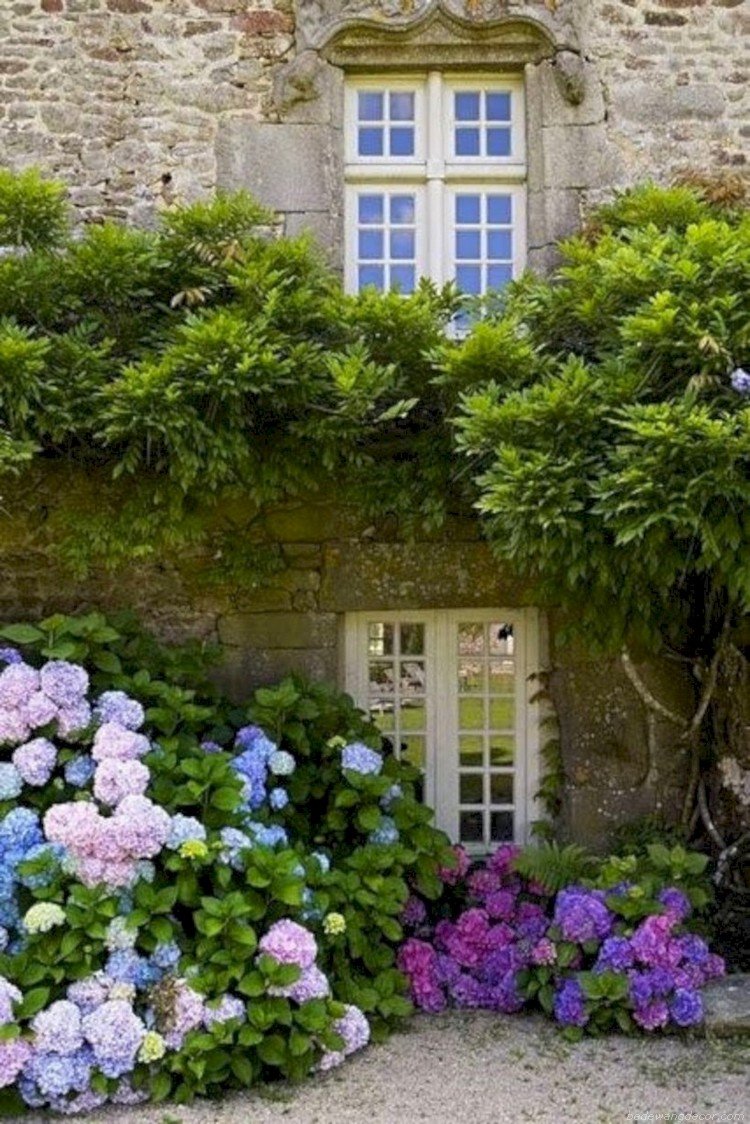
[0,619,452,1114]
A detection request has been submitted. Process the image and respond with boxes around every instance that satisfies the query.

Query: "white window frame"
[344,71,526,297]
[343,608,541,849]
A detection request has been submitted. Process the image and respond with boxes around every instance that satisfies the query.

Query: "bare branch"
[697,777,726,851]
[621,649,688,729]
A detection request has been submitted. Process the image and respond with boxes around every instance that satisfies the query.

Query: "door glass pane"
[489,737,514,766]
[490,773,513,803]
[459,696,484,730]
[460,811,484,843]
[369,661,394,694]
[460,773,484,804]
[400,697,426,731]
[490,810,514,842]
[489,623,514,655]
[368,621,394,657]
[402,735,425,770]
[400,661,425,695]
[458,659,483,693]
[401,623,425,655]
[458,622,484,655]
[489,697,515,729]
[459,735,483,768]
[372,705,394,732]
[489,659,514,694]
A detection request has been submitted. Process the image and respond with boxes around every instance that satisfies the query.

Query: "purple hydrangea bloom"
[730,367,750,395]
[658,887,691,923]
[401,896,427,927]
[0,1038,32,1089]
[203,994,246,1028]
[0,976,23,1025]
[341,742,383,776]
[31,1001,84,1055]
[22,1049,93,1099]
[12,738,57,786]
[0,647,23,666]
[553,979,588,1027]
[0,663,40,709]
[270,964,330,1004]
[105,950,155,988]
[633,999,670,1031]
[670,988,703,1027]
[81,999,146,1078]
[595,936,635,973]
[554,887,614,944]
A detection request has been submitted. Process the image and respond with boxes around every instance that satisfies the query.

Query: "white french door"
[344,609,541,849]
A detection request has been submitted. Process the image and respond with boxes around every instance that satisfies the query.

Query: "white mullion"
[426,70,444,284]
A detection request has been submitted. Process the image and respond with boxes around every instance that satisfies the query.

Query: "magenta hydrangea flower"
[633,999,670,1031]
[439,845,471,885]
[259,920,318,969]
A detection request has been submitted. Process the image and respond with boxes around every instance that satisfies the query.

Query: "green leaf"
[257,1033,287,1068]
[0,623,44,644]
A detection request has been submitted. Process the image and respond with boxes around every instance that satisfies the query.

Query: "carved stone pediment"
[298,0,580,59]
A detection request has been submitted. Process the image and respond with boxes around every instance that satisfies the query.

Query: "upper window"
[344,73,526,302]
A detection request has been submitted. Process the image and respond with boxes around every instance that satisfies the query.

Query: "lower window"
[343,609,540,849]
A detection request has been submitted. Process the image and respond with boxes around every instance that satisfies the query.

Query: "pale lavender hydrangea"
[269,787,289,810]
[0,647,22,666]
[259,919,318,969]
[31,1001,84,1055]
[318,1004,370,1071]
[55,701,92,740]
[105,916,138,952]
[270,964,330,1004]
[93,691,145,731]
[0,1038,32,1089]
[0,663,40,708]
[93,758,150,806]
[67,975,111,1015]
[12,738,57,786]
[166,814,207,850]
[21,691,59,730]
[39,661,88,707]
[730,367,750,395]
[268,750,295,776]
[23,1049,94,1099]
[0,976,22,1024]
[81,999,145,1078]
[0,709,31,746]
[203,995,246,1028]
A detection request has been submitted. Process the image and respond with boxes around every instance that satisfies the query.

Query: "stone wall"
[0,2,746,250]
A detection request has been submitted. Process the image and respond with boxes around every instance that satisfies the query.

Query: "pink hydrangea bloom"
[13,737,57,786]
[92,723,150,763]
[0,1038,32,1089]
[93,759,150,807]
[0,663,40,708]
[259,920,318,969]
[21,690,59,730]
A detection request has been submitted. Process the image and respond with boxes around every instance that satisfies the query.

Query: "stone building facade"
[0,0,746,849]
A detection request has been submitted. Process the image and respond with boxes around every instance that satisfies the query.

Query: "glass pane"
[400,697,426,731]
[489,660,515,695]
[460,773,484,804]
[359,265,384,290]
[487,128,512,157]
[459,696,484,730]
[358,230,383,260]
[490,773,514,803]
[390,195,415,224]
[369,660,395,693]
[455,92,480,120]
[359,128,383,156]
[455,195,481,224]
[459,735,484,768]
[491,810,514,842]
[460,810,484,844]
[390,230,414,259]
[486,92,512,121]
[455,128,480,156]
[488,265,513,290]
[490,737,515,766]
[458,622,484,656]
[401,622,425,656]
[487,195,512,224]
[390,127,414,156]
[390,91,414,120]
[489,623,514,655]
[390,265,415,293]
[371,705,394,732]
[456,230,481,260]
[359,92,384,121]
[456,265,482,295]
[358,194,383,224]
[368,621,394,657]
[458,659,483,693]
[400,660,426,694]
[488,230,513,260]
[490,697,515,729]
[402,735,425,770]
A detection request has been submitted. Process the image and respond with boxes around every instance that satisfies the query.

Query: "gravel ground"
[20,1012,750,1124]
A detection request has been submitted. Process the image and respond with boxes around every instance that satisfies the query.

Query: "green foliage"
[0,170,463,575]
[513,841,598,892]
[0,168,69,249]
[454,183,750,656]
[596,842,713,920]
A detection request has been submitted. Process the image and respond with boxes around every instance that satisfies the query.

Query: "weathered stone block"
[215,121,333,212]
[217,611,337,649]
[541,123,625,190]
[538,58,606,127]
[703,975,750,1037]
[612,82,726,124]
[214,646,338,699]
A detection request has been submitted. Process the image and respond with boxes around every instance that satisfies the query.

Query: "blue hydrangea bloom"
[341,743,383,776]
[368,815,400,846]
[245,821,288,848]
[166,815,207,850]
[269,787,289,810]
[63,754,95,788]
[0,763,22,800]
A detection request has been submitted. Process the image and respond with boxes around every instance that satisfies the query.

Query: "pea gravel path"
[21,1012,750,1124]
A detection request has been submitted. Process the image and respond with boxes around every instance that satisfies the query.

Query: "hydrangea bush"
[0,636,452,1115]
[397,844,725,1040]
